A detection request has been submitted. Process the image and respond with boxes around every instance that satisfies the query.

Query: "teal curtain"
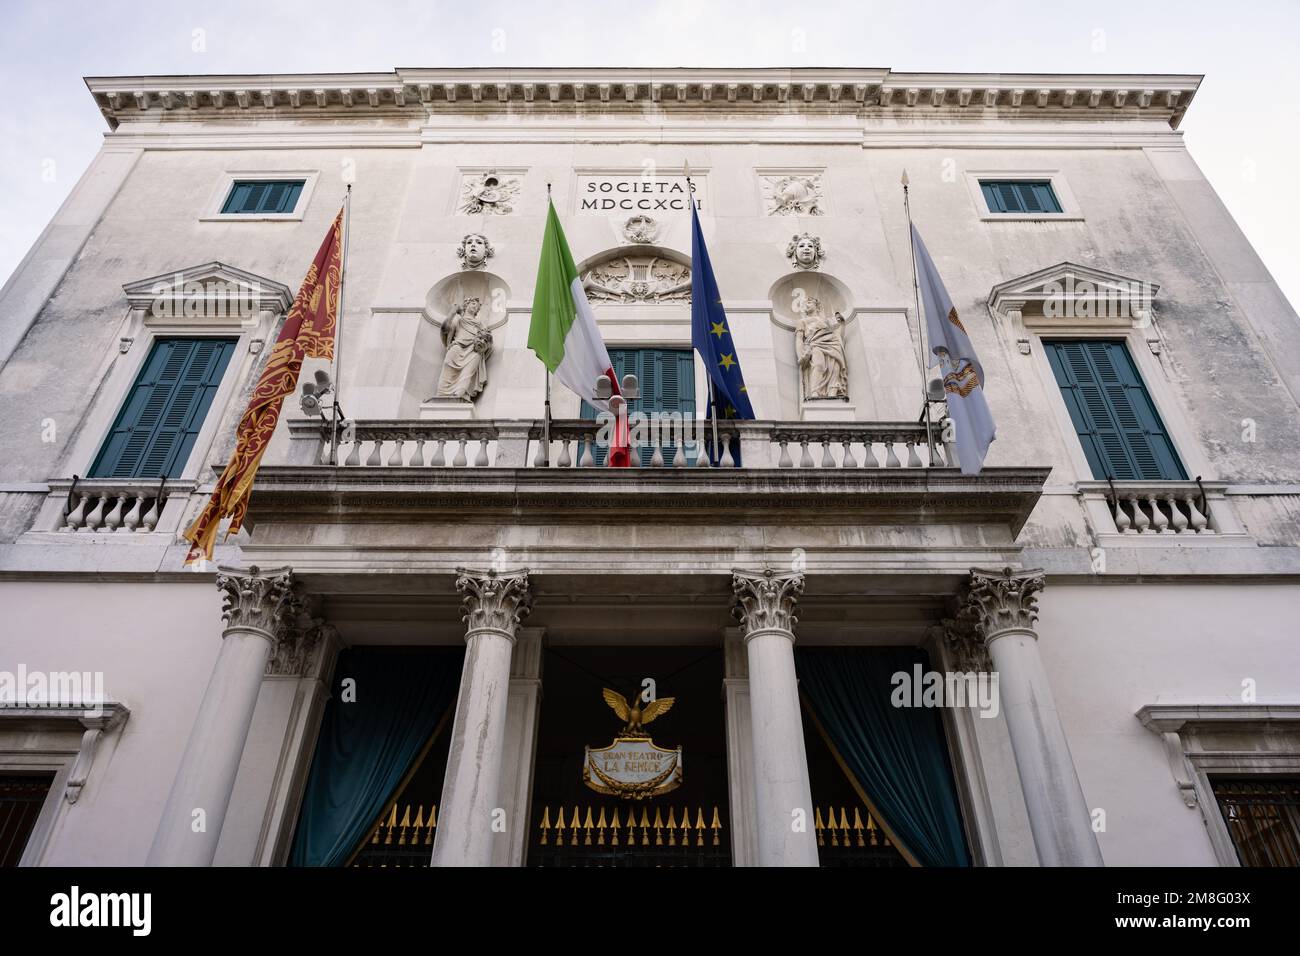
[290,648,463,867]
[797,647,971,867]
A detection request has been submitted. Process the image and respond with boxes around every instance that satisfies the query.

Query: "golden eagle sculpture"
[602,688,675,737]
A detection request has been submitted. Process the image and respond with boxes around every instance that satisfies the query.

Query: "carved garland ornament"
[732,568,805,636]
[456,567,532,638]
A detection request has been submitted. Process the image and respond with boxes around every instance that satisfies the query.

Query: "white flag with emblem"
[910,223,996,475]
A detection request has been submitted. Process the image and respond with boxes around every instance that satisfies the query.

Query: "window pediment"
[123,261,294,318]
[989,261,1158,328]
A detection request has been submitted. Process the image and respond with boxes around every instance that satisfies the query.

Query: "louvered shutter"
[1029,181,1063,213]
[1045,340,1186,481]
[90,338,237,479]
[1015,182,1044,213]
[580,348,697,465]
[995,183,1021,213]
[221,180,305,214]
[980,180,1063,214]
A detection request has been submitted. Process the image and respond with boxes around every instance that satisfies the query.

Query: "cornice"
[245,464,1050,536]
[1137,704,1300,734]
[123,260,294,313]
[85,67,1201,131]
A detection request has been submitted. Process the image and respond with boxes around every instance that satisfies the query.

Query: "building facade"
[2,67,1298,868]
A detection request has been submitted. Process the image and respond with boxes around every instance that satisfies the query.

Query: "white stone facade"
[1,67,1298,867]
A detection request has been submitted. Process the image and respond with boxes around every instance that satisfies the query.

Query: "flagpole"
[542,183,554,465]
[685,162,719,464]
[330,184,352,466]
[901,171,935,466]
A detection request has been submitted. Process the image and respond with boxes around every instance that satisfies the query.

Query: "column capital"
[732,568,804,640]
[930,617,992,672]
[961,567,1046,642]
[455,567,532,640]
[265,613,338,681]
[216,565,296,643]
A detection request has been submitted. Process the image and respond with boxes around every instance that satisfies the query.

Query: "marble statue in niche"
[460,170,520,215]
[786,232,826,271]
[433,297,493,400]
[457,233,495,270]
[762,174,824,216]
[795,297,848,400]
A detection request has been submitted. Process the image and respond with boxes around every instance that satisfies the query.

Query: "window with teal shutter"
[221,179,305,215]
[979,180,1063,214]
[580,348,697,465]
[1044,340,1186,480]
[90,338,237,479]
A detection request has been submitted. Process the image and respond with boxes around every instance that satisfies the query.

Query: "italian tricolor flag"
[529,199,619,411]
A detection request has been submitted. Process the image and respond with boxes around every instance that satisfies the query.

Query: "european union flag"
[690,202,755,431]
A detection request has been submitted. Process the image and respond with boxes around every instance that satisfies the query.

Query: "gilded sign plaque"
[583,688,683,800]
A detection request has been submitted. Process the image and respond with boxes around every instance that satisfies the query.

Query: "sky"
[2,0,1298,309]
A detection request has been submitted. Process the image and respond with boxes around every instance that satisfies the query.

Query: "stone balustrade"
[1111,485,1212,535]
[332,422,501,469]
[770,424,949,469]
[294,418,949,471]
[1074,480,1245,541]
[57,481,171,533]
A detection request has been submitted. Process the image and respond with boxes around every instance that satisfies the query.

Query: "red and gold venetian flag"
[184,208,344,564]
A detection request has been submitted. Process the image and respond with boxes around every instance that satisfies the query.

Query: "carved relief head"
[457,233,495,270]
[786,232,825,270]
[462,296,483,316]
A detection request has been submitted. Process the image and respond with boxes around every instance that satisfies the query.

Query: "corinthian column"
[962,568,1103,866]
[147,565,297,866]
[431,568,531,867]
[732,569,819,867]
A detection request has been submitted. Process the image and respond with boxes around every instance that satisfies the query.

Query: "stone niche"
[348,270,510,421]
[769,271,855,420]
[767,272,920,422]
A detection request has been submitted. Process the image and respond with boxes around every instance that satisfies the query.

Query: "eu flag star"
[718,353,736,370]
[711,321,727,339]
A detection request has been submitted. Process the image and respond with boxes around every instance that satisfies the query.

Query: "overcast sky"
[2,0,1297,310]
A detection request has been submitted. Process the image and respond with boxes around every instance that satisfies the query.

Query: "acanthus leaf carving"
[932,616,992,672]
[456,567,532,639]
[732,568,804,637]
[961,566,1046,640]
[215,565,295,641]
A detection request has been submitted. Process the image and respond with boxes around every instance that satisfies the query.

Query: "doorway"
[527,645,730,866]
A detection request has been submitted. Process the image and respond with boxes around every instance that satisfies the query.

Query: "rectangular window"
[220,179,305,215]
[980,180,1062,215]
[90,337,237,480]
[0,773,54,867]
[580,348,697,465]
[1212,778,1300,867]
[1044,339,1186,481]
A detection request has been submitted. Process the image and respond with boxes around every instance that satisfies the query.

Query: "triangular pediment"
[123,261,293,313]
[989,261,1159,319]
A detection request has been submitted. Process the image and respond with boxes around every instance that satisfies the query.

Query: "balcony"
[236,417,1050,580]
[1075,480,1248,546]
[281,418,959,471]
[26,478,196,539]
